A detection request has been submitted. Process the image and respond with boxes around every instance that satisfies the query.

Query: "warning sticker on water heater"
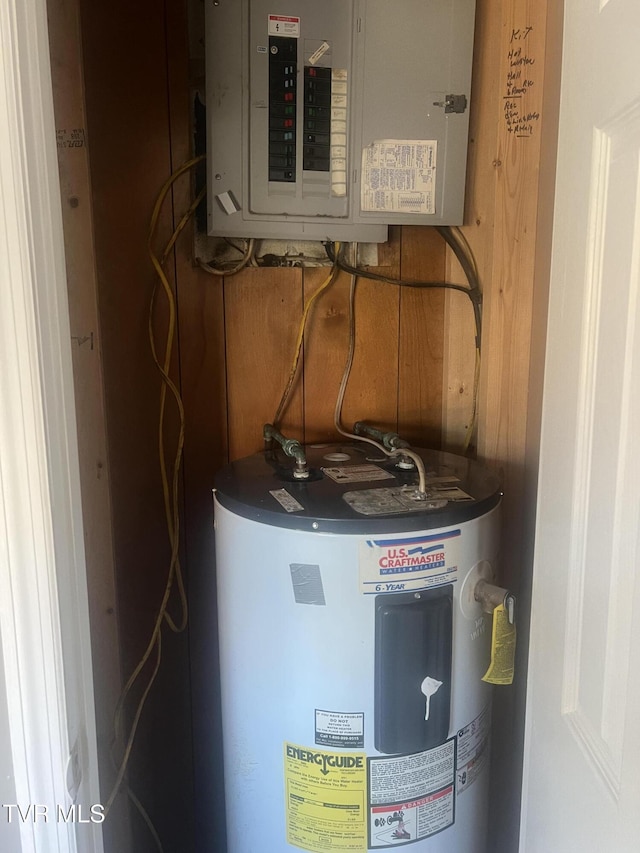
[368,739,456,847]
[284,743,367,851]
[359,529,461,595]
[456,705,491,795]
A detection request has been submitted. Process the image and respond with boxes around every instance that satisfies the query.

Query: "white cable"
[333,268,428,495]
[196,238,255,276]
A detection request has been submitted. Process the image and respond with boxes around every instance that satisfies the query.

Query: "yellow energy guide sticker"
[482,603,516,685]
[284,743,367,852]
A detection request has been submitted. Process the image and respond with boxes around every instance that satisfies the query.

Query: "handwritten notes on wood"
[503,26,540,138]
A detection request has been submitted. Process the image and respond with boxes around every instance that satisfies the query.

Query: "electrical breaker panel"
[206,0,476,243]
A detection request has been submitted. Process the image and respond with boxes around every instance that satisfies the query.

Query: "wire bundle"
[105,156,204,850]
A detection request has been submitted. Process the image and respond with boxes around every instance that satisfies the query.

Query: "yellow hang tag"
[482,603,516,685]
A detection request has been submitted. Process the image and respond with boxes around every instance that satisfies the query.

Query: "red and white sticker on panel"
[268,14,301,37]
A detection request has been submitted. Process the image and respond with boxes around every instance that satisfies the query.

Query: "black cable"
[435,226,482,345]
[324,237,482,344]
[435,226,481,292]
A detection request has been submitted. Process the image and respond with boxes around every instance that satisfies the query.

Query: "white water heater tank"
[214,444,501,853]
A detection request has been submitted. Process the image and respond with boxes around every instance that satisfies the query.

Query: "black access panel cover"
[375,587,453,755]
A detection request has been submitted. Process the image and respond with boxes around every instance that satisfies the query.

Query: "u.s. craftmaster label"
[359,529,461,594]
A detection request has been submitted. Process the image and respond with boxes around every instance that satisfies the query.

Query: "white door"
[521,1,640,851]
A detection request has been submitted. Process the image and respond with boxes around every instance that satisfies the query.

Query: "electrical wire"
[272,247,342,428]
[196,238,255,276]
[332,266,427,494]
[106,155,205,841]
[108,636,164,853]
[435,226,482,452]
[463,347,481,455]
[325,239,482,344]
[452,226,479,281]
[106,633,162,816]
[327,231,482,455]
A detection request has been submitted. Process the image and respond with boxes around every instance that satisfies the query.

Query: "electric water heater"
[214,443,502,852]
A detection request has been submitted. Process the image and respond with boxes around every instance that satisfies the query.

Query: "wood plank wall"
[46,1,132,850]
[52,0,562,851]
[222,229,448,456]
[457,2,563,850]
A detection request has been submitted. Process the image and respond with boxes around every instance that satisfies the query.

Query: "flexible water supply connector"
[263,423,310,479]
[353,422,417,471]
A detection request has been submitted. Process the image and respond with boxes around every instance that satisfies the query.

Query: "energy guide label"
[284,743,367,852]
[368,739,456,848]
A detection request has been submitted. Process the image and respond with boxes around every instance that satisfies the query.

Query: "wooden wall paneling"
[302,230,402,443]
[398,226,447,449]
[46,2,133,851]
[225,268,305,459]
[441,244,483,453]
[163,3,229,850]
[461,3,562,852]
[302,230,399,443]
[338,277,401,436]
[346,229,402,435]
[477,0,556,586]
[441,0,504,453]
[376,224,402,271]
[301,267,353,444]
[78,1,194,850]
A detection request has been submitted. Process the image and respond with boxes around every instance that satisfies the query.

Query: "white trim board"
[0,0,103,851]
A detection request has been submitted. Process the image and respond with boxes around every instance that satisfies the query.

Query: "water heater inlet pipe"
[353,421,411,451]
[263,423,310,479]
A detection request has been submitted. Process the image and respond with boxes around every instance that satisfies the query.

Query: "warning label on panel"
[284,743,367,851]
[359,529,461,595]
[368,740,456,848]
[268,14,301,37]
[315,710,365,749]
[456,705,491,794]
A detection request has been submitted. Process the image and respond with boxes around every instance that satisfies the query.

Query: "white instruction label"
[268,14,300,38]
[308,41,330,65]
[359,529,461,595]
[322,464,395,485]
[456,705,491,795]
[270,488,304,513]
[315,710,365,749]
[368,740,455,847]
[361,140,437,215]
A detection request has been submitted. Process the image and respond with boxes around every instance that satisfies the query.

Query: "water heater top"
[214,444,501,533]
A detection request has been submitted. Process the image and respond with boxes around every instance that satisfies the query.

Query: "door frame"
[0,0,103,850]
